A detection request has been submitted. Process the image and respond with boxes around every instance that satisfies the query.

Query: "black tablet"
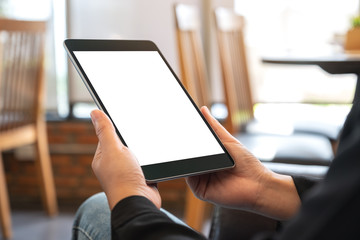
[64,39,234,182]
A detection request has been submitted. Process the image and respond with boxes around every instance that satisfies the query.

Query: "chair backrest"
[174,4,210,107]
[0,18,47,132]
[214,8,254,134]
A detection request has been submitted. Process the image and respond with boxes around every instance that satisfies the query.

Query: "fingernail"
[203,106,210,114]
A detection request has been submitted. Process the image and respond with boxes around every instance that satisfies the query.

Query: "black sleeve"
[111,195,207,240]
[291,176,319,201]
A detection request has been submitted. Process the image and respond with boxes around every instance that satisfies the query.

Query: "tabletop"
[262,51,360,101]
[262,52,360,75]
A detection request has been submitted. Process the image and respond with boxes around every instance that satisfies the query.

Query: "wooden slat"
[183,188,207,230]
[0,154,12,239]
[174,4,210,108]
[214,8,254,134]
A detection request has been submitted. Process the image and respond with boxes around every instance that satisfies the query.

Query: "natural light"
[234,0,358,124]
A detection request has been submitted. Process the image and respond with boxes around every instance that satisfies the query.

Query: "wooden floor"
[3,211,74,240]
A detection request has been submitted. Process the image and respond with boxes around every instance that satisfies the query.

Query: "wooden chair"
[213,8,334,165]
[174,4,209,108]
[174,4,211,232]
[213,8,344,145]
[0,18,58,239]
[213,9,252,135]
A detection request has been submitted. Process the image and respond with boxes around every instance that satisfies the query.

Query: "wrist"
[255,171,301,220]
[105,184,161,210]
[105,187,143,210]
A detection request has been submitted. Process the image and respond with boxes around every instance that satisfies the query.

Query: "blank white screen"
[74,51,224,166]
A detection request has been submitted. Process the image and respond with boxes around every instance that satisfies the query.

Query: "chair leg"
[0,153,12,239]
[184,187,207,231]
[35,122,58,217]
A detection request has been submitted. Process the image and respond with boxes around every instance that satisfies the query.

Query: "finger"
[185,175,198,189]
[92,142,102,169]
[200,106,235,141]
[90,110,124,150]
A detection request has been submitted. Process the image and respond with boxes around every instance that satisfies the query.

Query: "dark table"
[262,52,360,101]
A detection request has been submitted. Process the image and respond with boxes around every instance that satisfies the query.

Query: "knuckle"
[95,123,106,138]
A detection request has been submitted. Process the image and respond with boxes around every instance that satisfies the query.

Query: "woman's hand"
[186,107,301,220]
[90,110,161,210]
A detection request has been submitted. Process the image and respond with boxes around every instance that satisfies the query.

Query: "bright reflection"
[73,103,96,119]
[253,103,351,136]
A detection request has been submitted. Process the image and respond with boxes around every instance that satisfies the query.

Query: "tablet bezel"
[64,39,235,182]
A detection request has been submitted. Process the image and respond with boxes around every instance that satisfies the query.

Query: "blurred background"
[0,0,359,239]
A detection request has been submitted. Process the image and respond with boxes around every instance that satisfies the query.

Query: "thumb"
[200,106,237,142]
[90,110,123,149]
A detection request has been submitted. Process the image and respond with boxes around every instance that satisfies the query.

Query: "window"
[234,0,359,104]
[233,0,358,124]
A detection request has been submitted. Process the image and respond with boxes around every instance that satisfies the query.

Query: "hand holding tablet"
[64,39,234,182]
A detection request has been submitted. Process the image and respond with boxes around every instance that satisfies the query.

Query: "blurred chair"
[0,18,58,239]
[213,7,344,149]
[174,4,209,108]
[209,206,277,240]
[174,4,211,232]
[213,7,335,165]
[174,4,331,232]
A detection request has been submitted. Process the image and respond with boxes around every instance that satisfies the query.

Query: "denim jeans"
[72,192,189,240]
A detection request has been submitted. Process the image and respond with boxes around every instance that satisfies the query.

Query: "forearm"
[254,172,301,220]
